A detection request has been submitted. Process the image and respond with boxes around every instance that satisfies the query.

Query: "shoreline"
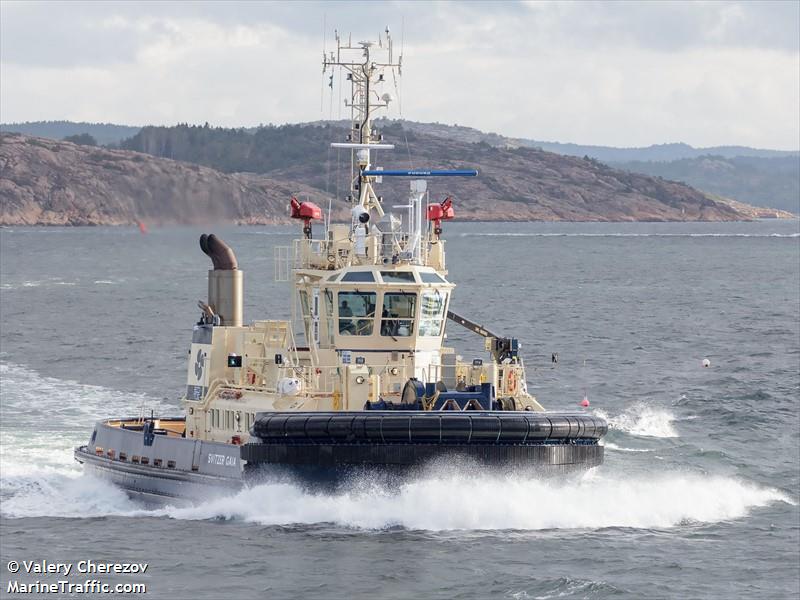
[2,216,797,228]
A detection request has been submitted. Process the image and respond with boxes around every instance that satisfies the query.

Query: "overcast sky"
[1,0,798,149]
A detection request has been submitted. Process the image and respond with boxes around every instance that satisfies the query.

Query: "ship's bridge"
[297,264,454,354]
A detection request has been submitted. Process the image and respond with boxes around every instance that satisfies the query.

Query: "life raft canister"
[506,368,517,395]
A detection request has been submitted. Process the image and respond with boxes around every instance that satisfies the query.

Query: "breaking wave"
[0,363,793,532]
[2,465,791,531]
[0,469,139,519]
[160,471,791,530]
[595,404,678,438]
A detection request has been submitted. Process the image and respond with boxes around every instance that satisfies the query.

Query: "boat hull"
[241,442,603,481]
[75,418,243,503]
[75,447,242,504]
[76,411,605,502]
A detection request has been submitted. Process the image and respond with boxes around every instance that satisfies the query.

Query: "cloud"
[518,1,800,53]
[1,1,798,149]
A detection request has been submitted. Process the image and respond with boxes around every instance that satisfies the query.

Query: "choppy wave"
[457,232,800,238]
[0,362,171,430]
[520,578,623,599]
[595,404,678,438]
[243,230,295,236]
[0,278,78,290]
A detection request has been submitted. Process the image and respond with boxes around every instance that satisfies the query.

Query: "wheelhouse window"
[420,272,446,284]
[298,290,312,344]
[341,271,375,282]
[380,271,416,284]
[381,293,416,337]
[419,290,447,336]
[323,289,335,345]
[338,291,376,335]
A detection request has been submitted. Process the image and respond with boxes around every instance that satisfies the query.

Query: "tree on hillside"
[63,133,97,146]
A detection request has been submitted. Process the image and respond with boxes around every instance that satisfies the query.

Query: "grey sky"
[1,0,798,149]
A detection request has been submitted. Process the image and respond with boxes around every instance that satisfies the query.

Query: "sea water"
[1,220,798,598]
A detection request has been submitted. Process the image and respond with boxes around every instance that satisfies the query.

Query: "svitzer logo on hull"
[194,350,206,379]
[207,453,237,466]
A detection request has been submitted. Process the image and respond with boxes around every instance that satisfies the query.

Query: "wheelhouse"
[296,266,454,353]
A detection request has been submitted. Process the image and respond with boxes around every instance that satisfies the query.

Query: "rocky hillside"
[0,133,332,226]
[0,129,771,225]
[372,120,799,215]
[277,124,747,221]
[608,155,800,214]
[121,122,749,222]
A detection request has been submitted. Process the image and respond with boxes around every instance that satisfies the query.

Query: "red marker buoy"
[138,221,148,234]
[580,397,590,407]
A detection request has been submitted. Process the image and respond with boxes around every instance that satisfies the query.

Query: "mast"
[323,27,400,229]
[318,27,475,270]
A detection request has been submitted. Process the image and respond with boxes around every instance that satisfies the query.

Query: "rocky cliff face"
[270,130,745,222]
[0,133,332,226]
[0,132,755,225]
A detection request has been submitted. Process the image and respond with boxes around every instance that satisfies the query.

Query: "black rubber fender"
[251,411,606,446]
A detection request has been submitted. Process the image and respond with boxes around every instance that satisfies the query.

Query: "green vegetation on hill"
[120,122,339,175]
[0,121,140,146]
[63,133,97,146]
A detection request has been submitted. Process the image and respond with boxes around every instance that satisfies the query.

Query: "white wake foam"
[0,362,174,516]
[596,404,678,438]
[150,471,790,531]
[0,363,792,531]
[0,278,78,290]
[9,466,786,530]
[1,469,139,518]
[0,362,172,440]
[604,442,652,453]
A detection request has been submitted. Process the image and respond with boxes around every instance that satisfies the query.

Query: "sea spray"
[1,472,139,519]
[595,403,678,438]
[0,364,791,531]
[2,463,790,530]
[155,470,790,531]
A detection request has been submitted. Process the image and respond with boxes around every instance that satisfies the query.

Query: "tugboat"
[75,30,606,502]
